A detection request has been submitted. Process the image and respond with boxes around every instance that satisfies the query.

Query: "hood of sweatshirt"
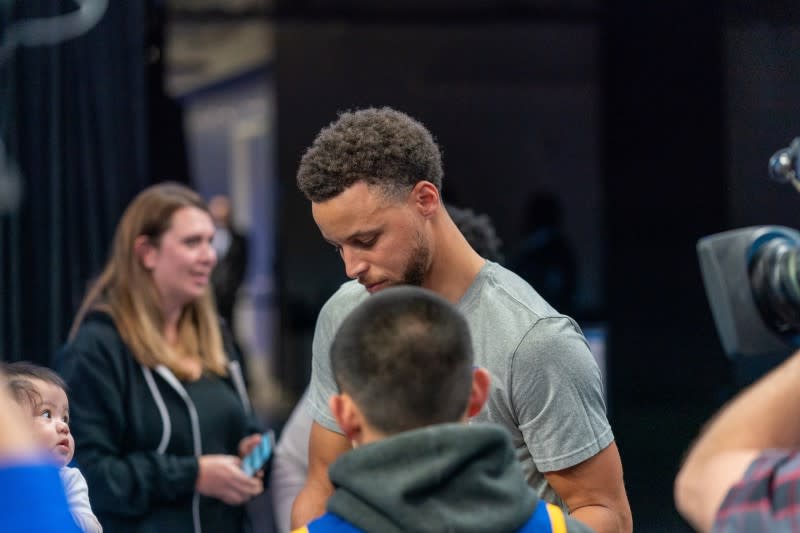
[326,423,540,533]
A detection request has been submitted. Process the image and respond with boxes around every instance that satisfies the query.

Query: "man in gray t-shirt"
[290,107,632,533]
[308,261,611,508]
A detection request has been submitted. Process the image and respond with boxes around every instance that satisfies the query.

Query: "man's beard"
[401,231,430,287]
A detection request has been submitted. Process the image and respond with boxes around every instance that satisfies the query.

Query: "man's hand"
[544,441,632,533]
[289,422,351,529]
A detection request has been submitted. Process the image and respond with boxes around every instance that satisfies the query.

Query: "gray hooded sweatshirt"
[325,423,595,533]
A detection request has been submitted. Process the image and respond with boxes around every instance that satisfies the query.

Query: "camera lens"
[749,236,800,336]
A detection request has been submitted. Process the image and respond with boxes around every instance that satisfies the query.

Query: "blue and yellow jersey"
[292,513,362,533]
[520,500,568,533]
[293,499,569,533]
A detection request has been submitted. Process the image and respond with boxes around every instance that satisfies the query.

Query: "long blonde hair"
[69,183,227,378]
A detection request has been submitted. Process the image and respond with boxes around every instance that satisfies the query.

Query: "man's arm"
[289,421,351,529]
[511,318,630,533]
[544,441,632,533]
[674,349,800,532]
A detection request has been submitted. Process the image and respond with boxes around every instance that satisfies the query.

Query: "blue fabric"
[0,463,81,532]
[305,513,366,532]
[518,501,554,533]
[306,504,559,533]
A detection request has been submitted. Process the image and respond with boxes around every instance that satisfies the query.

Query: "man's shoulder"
[469,262,572,332]
[323,280,368,306]
[478,263,559,316]
[319,281,369,320]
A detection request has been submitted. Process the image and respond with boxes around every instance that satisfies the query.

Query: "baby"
[4,361,102,533]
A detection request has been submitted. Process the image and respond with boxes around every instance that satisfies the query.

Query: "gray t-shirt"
[307,261,612,508]
[270,390,313,533]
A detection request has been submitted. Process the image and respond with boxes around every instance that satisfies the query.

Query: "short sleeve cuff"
[535,426,614,473]
[306,390,344,435]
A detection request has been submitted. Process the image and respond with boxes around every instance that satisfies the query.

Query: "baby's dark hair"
[3,361,68,410]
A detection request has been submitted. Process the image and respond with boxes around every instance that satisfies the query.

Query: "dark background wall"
[604,3,725,529]
[275,16,606,395]
[272,0,800,530]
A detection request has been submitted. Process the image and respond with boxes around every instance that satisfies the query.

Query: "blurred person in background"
[57,183,264,533]
[209,194,249,332]
[507,190,578,316]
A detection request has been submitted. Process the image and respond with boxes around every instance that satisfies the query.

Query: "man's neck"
[423,215,486,304]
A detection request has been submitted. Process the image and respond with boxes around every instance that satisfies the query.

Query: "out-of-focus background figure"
[507,191,577,316]
[446,204,505,264]
[209,194,250,333]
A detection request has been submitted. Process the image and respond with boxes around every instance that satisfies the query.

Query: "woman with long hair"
[57,183,264,532]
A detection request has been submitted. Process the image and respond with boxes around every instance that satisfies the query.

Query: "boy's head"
[3,362,73,466]
[329,286,490,445]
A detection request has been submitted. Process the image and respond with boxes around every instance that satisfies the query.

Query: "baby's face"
[29,379,74,466]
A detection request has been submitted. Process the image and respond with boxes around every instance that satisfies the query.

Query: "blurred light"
[0,0,108,65]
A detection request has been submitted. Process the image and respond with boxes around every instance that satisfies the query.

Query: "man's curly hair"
[297,107,444,202]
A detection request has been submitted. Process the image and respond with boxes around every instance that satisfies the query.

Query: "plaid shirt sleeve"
[712,449,800,532]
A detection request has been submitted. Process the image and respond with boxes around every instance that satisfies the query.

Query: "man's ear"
[134,235,156,270]
[329,393,364,444]
[409,181,440,218]
[466,367,491,418]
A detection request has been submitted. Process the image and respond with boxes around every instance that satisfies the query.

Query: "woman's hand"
[196,455,263,505]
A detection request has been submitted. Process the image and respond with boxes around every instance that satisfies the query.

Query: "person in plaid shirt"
[675,349,800,532]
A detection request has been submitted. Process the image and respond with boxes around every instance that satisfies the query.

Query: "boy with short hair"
[4,362,102,533]
[293,286,594,533]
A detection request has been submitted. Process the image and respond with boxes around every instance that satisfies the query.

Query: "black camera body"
[698,226,800,359]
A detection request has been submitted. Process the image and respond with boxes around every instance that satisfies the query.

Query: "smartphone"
[241,430,275,477]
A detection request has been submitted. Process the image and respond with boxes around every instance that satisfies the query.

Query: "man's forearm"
[675,350,800,531]
[571,504,631,533]
[290,479,333,530]
[685,350,800,464]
